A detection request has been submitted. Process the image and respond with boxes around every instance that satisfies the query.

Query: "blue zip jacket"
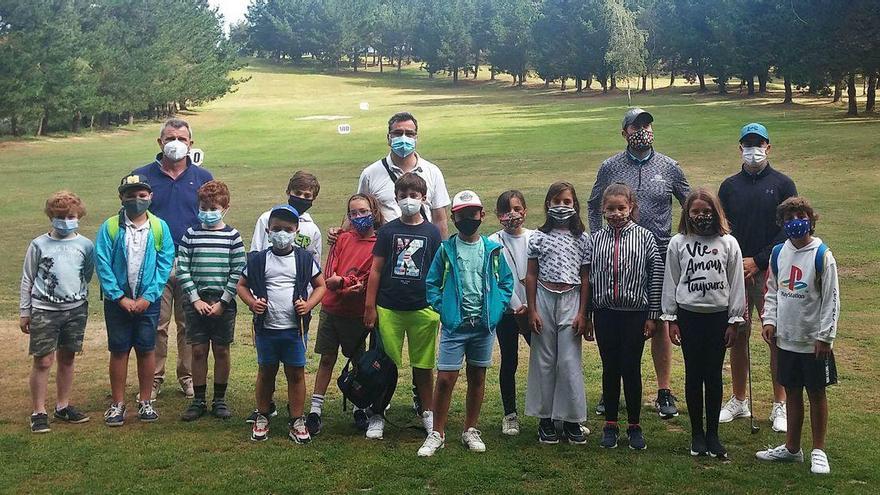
[95,211,175,303]
[426,235,514,331]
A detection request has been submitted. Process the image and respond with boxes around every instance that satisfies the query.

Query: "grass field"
[0,60,878,494]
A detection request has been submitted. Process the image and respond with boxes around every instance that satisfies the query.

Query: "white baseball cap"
[451,190,483,211]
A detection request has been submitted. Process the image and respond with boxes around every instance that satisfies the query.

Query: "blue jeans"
[255,329,307,367]
[104,299,160,353]
[437,318,494,371]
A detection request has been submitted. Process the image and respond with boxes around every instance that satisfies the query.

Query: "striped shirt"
[585,222,663,319]
[176,225,246,304]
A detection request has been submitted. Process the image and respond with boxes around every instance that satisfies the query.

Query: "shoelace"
[140,402,156,416]
[105,403,124,418]
[811,451,828,466]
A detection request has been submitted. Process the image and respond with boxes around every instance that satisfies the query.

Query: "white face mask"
[163,140,189,162]
[741,146,767,172]
[397,197,423,217]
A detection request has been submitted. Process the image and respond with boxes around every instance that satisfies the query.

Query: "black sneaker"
[30,413,50,433]
[538,418,559,444]
[211,398,232,419]
[306,412,322,435]
[627,425,647,450]
[690,432,708,456]
[563,421,587,445]
[138,401,159,422]
[181,400,207,422]
[655,389,679,419]
[246,401,277,424]
[600,424,619,448]
[353,409,369,431]
[707,434,728,459]
[595,394,605,415]
[54,405,90,424]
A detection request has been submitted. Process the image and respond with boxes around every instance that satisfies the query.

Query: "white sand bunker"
[295,115,352,121]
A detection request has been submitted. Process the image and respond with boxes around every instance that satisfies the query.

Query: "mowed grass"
[0,59,879,494]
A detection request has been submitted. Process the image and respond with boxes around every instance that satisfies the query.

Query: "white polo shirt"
[357,153,451,223]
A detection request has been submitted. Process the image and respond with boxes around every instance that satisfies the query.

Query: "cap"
[451,190,483,212]
[740,122,769,143]
[268,204,300,222]
[622,108,654,130]
[118,174,152,194]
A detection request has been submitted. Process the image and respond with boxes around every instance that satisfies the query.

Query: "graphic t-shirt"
[527,228,590,285]
[373,219,442,311]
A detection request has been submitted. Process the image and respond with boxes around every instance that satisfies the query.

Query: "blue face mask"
[198,209,224,226]
[783,218,811,239]
[390,135,416,158]
[52,218,79,237]
[350,214,374,233]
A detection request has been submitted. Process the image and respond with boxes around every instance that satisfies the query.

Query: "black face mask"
[690,214,715,235]
[288,195,313,214]
[455,218,482,237]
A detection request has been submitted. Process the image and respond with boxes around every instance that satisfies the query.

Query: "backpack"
[337,327,398,415]
[106,211,164,252]
[770,242,829,281]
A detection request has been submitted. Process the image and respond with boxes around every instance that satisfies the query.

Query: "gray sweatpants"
[525,284,587,423]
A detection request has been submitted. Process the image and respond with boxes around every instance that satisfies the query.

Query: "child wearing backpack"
[238,205,326,444]
[662,188,745,459]
[525,181,591,445]
[20,191,94,433]
[95,174,175,427]
[307,194,384,435]
[587,183,663,451]
[418,190,514,456]
[756,197,839,475]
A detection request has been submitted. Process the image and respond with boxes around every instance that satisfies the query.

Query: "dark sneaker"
[600,424,619,448]
[138,401,159,422]
[30,413,50,433]
[655,389,679,419]
[627,425,647,450]
[246,401,277,424]
[104,402,126,427]
[211,399,232,419]
[690,432,708,456]
[54,405,90,424]
[563,421,587,445]
[538,418,559,444]
[290,417,311,444]
[595,394,605,415]
[181,400,207,422]
[707,435,728,460]
[306,412,322,435]
[353,409,369,431]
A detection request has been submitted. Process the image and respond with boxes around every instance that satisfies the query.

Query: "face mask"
[390,135,416,158]
[455,218,482,236]
[163,140,189,162]
[604,212,629,228]
[52,218,79,236]
[500,212,524,231]
[198,209,224,226]
[267,230,296,249]
[350,214,374,233]
[398,197,422,217]
[548,205,576,224]
[288,195,313,214]
[122,198,151,217]
[627,127,654,151]
[741,146,767,173]
[691,214,715,234]
[783,218,810,239]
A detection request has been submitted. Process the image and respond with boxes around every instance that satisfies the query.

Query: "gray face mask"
[122,198,151,216]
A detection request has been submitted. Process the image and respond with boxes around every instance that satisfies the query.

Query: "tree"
[603,0,646,102]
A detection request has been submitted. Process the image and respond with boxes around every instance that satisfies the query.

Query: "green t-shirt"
[455,236,485,318]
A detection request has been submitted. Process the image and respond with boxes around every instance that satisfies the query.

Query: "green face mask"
[122,198,151,216]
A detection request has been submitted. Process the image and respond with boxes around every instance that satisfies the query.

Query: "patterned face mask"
[500,211,524,230]
[784,218,811,239]
[604,213,629,228]
[548,205,576,223]
[627,127,654,151]
[690,214,715,234]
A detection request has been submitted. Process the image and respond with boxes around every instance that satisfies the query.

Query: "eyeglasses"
[389,129,418,138]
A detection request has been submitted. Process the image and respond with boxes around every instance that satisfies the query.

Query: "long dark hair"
[538,181,585,237]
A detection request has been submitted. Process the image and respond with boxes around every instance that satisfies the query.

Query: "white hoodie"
[762,237,840,353]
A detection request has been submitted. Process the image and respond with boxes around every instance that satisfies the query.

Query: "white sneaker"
[770,402,788,433]
[418,431,445,457]
[461,427,486,452]
[810,449,830,474]
[756,443,804,462]
[501,413,520,436]
[421,410,434,433]
[718,396,750,423]
[366,414,384,440]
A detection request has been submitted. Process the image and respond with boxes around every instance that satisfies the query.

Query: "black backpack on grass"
[337,327,398,414]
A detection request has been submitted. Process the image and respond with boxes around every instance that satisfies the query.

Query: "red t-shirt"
[321,230,376,318]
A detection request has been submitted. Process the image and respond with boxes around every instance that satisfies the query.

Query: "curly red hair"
[198,180,230,208]
[44,191,86,219]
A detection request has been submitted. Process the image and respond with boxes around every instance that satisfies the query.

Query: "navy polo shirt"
[131,154,214,246]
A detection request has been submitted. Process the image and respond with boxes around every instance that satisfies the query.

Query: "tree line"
[235,0,880,114]
[0,0,242,136]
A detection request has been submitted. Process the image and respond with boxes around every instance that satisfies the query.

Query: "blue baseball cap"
[268,204,300,222]
[740,123,769,143]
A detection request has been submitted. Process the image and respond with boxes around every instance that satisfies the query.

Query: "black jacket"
[718,164,797,271]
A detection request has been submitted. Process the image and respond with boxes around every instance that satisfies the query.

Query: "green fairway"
[0,60,878,494]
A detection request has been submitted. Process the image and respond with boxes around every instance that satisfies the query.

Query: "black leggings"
[496,313,530,415]
[594,309,647,425]
[678,309,729,438]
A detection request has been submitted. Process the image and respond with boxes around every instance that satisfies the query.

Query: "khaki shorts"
[29,303,89,356]
[314,310,367,359]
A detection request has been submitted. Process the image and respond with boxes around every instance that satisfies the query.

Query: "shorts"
[184,297,237,346]
[777,347,837,390]
[28,303,89,356]
[255,329,307,367]
[314,310,367,359]
[376,306,439,370]
[437,319,494,371]
[104,299,160,353]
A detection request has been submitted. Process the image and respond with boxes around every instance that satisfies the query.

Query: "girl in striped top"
[525,182,590,445]
[586,183,662,450]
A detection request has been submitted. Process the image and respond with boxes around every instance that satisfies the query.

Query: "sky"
[209,0,249,29]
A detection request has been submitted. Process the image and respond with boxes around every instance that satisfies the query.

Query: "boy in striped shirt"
[177,181,246,421]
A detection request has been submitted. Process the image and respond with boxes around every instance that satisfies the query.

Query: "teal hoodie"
[426,234,514,331]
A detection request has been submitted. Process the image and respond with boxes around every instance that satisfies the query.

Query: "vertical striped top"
[176,225,246,304]
[585,222,663,319]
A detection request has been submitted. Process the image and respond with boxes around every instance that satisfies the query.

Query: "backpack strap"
[106,211,164,252]
[770,243,784,278]
[815,243,828,276]
[382,157,429,222]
